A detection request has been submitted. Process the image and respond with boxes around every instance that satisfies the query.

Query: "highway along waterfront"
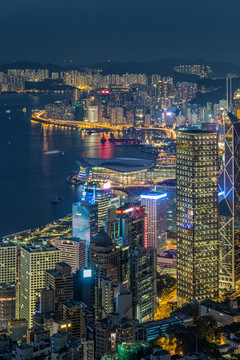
[0,93,155,236]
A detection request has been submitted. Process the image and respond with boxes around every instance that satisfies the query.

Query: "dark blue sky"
[1,0,240,65]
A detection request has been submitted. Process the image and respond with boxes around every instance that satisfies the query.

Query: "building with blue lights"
[82,184,111,231]
[140,193,167,253]
[72,201,98,243]
[72,201,98,266]
[135,314,193,342]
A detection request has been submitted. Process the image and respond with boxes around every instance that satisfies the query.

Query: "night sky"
[1,0,240,65]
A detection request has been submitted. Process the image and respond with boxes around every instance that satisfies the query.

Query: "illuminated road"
[32,111,176,138]
[155,285,177,320]
[32,111,131,131]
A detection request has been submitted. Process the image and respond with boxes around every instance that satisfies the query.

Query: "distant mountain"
[0,61,79,72]
[89,58,240,78]
[0,58,240,79]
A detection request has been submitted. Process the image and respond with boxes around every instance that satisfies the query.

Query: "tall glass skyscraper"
[72,201,98,242]
[219,113,240,290]
[176,130,219,302]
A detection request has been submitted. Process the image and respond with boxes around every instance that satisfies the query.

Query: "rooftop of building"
[62,300,87,309]
[200,299,240,316]
[177,129,217,135]
[22,240,59,253]
[136,314,192,329]
[0,239,16,247]
[57,237,86,244]
[90,230,114,247]
[0,282,16,290]
[77,157,154,173]
[156,178,176,187]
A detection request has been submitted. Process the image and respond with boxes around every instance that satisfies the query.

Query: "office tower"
[88,105,98,123]
[144,114,151,127]
[72,201,98,240]
[88,231,121,286]
[82,184,111,231]
[73,268,95,320]
[0,283,16,326]
[105,206,120,241]
[219,113,240,289]
[97,278,114,320]
[151,180,177,241]
[19,241,60,327]
[234,89,240,119]
[61,300,87,338]
[141,193,167,253]
[37,288,55,314]
[53,238,86,272]
[176,130,219,302]
[72,201,98,266]
[75,103,84,121]
[120,245,130,283]
[45,262,74,310]
[116,283,133,318]
[116,205,146,247]
[130,247,157,323]
[0,239,17,283]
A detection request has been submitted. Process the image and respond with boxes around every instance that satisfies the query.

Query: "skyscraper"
[176,130,219,302]
[45,262,74,310]
[116,205,146,247]
[219,113,240,289]
[72,201,98,241]
[82,184,111,231]
[130,246,157,323]
[72,201,98,266]
[88,230,121,286]
[53,238,86,272]
[0,239,17,283]
[141,193,167,253]
[19,241,60,327]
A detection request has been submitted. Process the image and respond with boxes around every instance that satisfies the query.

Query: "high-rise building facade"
[176,130,219,302]
[82,184,111,231]
[53,238,86,272]
[19,241,60,327]
[45,262,74,310]
[0,239,17,283]
[72,201,98,241]
[219,113,240,289]
[141,193,167,253]
[88,231,121,286]
[130,247,157,323]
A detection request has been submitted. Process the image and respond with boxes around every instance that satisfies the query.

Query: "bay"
[0,93,153,236]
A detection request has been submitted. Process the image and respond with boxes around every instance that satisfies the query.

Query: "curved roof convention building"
[77,157,154,173]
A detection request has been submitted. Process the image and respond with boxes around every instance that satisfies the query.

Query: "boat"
[101,135,107,143]
[5,110,11,114]
[22,107,27,113]
[66,174,85,185]
[51,193,64,204]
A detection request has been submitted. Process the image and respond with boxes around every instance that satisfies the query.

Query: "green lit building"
[118,342,152,360]
[75,103,84,121]
[176,130,219,302]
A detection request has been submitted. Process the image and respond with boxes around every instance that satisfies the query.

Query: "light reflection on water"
[0,93,154,236]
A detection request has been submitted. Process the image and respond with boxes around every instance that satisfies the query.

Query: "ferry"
[101,135,107,143]
[51,193,64,204]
